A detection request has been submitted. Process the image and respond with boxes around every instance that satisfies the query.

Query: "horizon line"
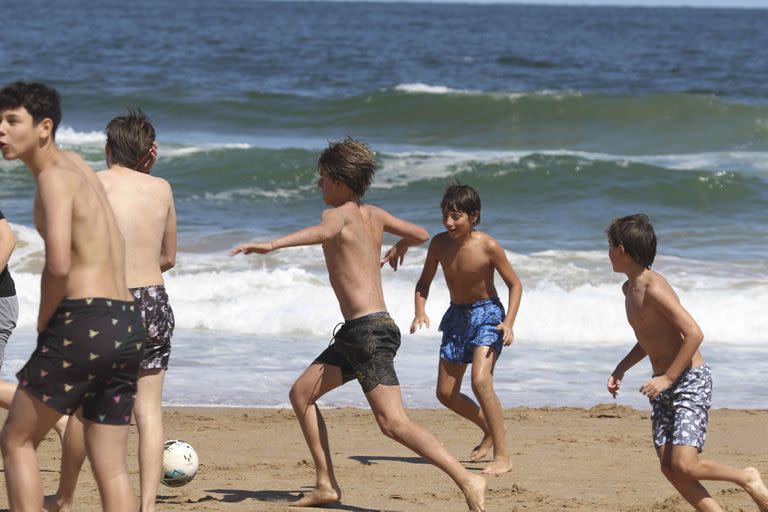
[264,0,768,9]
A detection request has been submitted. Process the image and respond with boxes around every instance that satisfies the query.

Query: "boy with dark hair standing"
[230,138,487,511]
[0,82,144,512]
[411,183,522,475]
[607,213,768,512]
[46,109,176,512]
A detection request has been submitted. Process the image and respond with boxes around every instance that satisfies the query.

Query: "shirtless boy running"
[230,138,487,511]
[411,183,522,475]
[607,214,768,512]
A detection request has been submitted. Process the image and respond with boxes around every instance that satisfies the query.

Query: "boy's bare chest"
[625,294,662,334]
[439,249,491,278]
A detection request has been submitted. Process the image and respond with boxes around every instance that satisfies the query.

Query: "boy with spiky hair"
[411,182,522,475]
[607,213,768,512]
[230,138,487,511]
[0,82,144,512]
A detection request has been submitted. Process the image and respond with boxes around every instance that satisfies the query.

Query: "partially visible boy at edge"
[230,138,487,511]
[46,109,177,512]
[606,214,768,512]
[0,82,144,512]
[410,183,522,475]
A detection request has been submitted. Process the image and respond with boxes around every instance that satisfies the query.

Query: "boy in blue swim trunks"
[606,214,768,512]
[231,139,487,511]
[411,183,522,475]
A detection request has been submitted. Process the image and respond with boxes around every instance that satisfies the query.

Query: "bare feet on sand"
[743,467,768,512]
[471,425,508,462]
[292,484,341,507]
[43,494,72,512]
[470,433,493,462]
[461,473,487,512]
[481,455,513,475]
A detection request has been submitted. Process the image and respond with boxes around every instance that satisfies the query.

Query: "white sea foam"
[199,184,315,201]
[392,83,581,101]
[5,222,766,409]
[56,126,106,146]
[54,125,252,158]
[160,143,252,158]
[7,222,767,345]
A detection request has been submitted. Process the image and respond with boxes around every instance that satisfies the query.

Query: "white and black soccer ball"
[161,439,199,487]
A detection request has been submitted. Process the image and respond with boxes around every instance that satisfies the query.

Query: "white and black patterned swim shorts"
[651,363,712,453]
[129,285,174,371]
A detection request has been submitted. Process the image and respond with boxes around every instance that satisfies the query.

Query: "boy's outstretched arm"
[639,283,703,399]
[230,209,345,256]
[489,238,522,345]
[608,342,646,398]
[378,207,429,271]
[411,239,438,333]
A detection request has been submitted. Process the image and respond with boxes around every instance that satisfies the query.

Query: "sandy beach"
[1,404,766,511]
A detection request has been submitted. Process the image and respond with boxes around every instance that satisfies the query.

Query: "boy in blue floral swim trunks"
[606,214,768,511]
[411,183,522,475]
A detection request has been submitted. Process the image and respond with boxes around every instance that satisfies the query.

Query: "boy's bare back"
[322,202,389,320]
[98,168,175,288]
[431,231,501,304]
[623,270,704,375]
[34,151,130,302]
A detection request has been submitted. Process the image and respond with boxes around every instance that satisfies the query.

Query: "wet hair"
[441,182,481,226]
[606,214,657,269]
[105,108,156,171]
[0,82,62,137]
[317,137,376,197]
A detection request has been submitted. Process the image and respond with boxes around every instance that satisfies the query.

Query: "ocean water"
[1,1,766,408]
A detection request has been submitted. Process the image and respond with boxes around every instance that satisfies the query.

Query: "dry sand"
[1,405,767,511]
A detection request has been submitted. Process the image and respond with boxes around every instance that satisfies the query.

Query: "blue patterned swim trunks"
[651,363,713,453]
[438,297,505,364]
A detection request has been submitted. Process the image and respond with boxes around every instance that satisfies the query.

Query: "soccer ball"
[161,439,199,487]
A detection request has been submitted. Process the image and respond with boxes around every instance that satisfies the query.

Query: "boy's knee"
[377,415,408,440]
[670,457,696,479]
[435,387,452,405]
[471,375,493,396]
[0,426,9,454]
[660,456,694,480]
[0,425,20,455]
[289,383,307,408]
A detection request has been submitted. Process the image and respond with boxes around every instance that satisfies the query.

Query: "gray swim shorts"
[0,295,19,371]
[651,363,713,453]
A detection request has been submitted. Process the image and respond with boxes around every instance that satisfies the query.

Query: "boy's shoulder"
[37,157,83,190]
[473,230,501,248]
[644,270,675,300]
[98,168,172,192]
